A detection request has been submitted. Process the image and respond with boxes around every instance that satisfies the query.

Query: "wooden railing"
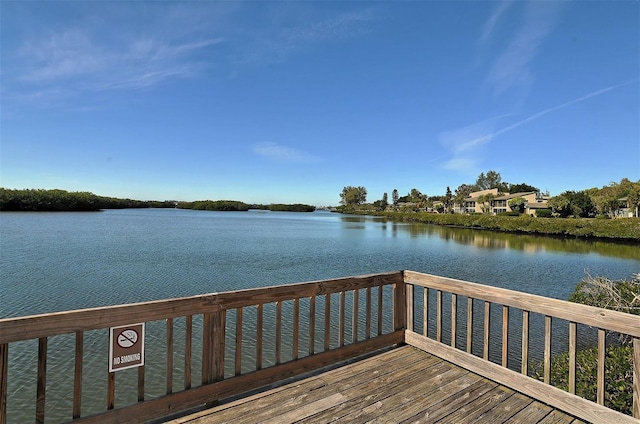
[1,270,639,423]
[0,272,404,424]
[403,270,640,424]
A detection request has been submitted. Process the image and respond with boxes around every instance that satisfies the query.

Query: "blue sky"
[1,1,638,206]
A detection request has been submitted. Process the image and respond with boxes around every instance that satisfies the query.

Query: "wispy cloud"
[480,1,513,45]
[253,142,322,164]
[439,80,637,171]
[234,8,374,66]
[485,2,563,97]
[19,30,222,90]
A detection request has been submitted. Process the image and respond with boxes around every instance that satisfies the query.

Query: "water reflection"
[342,215,640,260]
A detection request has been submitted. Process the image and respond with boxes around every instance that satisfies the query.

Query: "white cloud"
[252,142,322,163]
[480,1,513,45]
[485,2,563,96]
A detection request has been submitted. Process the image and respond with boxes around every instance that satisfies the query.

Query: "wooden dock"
[167,345,583,424]
[1,270,639,423]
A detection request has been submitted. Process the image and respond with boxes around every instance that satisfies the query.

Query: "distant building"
[454,189,550,216]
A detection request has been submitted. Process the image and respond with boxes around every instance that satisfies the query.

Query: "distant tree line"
[177,201,316,212]
[0,188,175,212]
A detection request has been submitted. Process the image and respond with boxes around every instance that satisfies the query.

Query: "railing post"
[393,277,406,333]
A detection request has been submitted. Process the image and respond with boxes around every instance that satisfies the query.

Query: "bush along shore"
[343,210,640,241]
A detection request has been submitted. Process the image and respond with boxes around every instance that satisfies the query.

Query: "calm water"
[2,208,638,318]
[1,209,639,422]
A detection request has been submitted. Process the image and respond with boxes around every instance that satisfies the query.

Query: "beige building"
[456,189,549,215]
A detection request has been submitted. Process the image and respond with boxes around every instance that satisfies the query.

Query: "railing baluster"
[365,287,372,340]
[293,299,299,360]
[569,322,577,394]
[166,318,173,394]
[73,331,83,418]
[406,284,414,333]
[138,365,145,402]
[502,305,509,367]
[339,291,345,347]
[324,294,331,351]
[597,328,605,405]
[521,311,529,375]
[184,315,192,390]
[633,337,639,418]
[202,313,211,385]
[107,371,115,411]
[393,281,406,331]
[309,296,316,355]
[256,304,263,370]
[451,293,457,348]
[276,302,282,365]
[36,337,47,423]
[423,288,428,337]
[377,283,383,336]
[436,290,443,342]
[352,289,359,343]
[0,343,7,424]
[213,310,226,381]
[483,302,490,361]
[544,316,552,384]
[235,308,243,376]
[466,297,473,353]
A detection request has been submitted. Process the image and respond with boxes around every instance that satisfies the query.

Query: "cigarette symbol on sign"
[117,329,139,348]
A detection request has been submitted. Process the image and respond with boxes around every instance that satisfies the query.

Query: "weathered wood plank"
[475,391,533,423]
[405,330,637,424]
[404,271,640,338]
[503,400,554,423]
[398,378,498,423]
[436,385,515,423]
[198,348,428,424]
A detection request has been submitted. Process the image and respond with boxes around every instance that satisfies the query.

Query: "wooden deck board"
[165,346,579,424]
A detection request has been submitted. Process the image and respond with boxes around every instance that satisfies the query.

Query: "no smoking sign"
[109,323,145,372]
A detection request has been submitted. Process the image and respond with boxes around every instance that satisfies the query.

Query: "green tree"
[392,189,399,207]
[508,183,539,193]
[454,184,474,207]
[508,197,526,214]
[477,193,495,214]
[475,170,503,191]
[444,186,453,212]
[340,186,367,207]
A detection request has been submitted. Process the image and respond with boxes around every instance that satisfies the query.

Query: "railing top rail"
[404,270,640,338]
[0,271,403,344]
